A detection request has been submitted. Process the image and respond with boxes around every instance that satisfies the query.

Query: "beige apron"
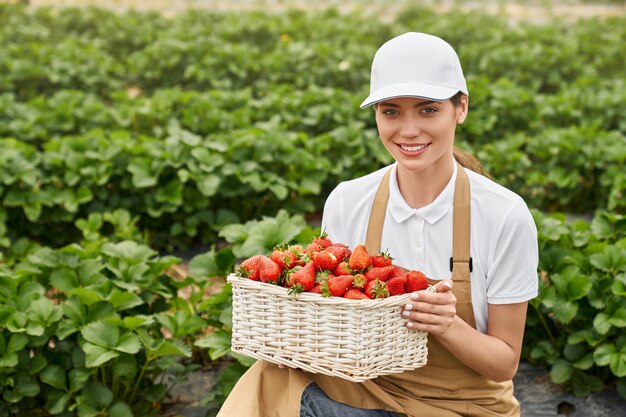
[217,164,520,417]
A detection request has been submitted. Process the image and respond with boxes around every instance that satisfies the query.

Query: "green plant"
[0,225,194,415]
[525,210,626,398]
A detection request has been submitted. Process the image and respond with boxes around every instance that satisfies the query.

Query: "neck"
[396,157,455,208]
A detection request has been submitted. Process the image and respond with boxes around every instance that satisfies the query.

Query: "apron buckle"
[449,257,473,272]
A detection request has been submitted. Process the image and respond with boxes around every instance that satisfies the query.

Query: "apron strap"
[365,169,392,255]
[451,161,472,283]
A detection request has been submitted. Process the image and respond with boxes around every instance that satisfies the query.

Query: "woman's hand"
[401,279,456,336]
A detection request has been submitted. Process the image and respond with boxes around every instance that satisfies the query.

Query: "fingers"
[401,282,456,335]
[434,279,453,293]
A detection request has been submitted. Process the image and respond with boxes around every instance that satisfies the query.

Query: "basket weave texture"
[227,274,429,382]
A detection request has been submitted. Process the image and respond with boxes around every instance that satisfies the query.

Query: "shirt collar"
[388,161,457,225]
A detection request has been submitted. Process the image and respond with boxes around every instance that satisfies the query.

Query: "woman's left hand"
[401,279,456,336]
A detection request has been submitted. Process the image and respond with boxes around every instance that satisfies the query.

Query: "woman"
[218,32,538,417]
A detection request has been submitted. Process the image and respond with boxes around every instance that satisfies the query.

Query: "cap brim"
[360,82,461,108]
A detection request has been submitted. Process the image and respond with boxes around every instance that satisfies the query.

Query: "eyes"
[380,106,438,117]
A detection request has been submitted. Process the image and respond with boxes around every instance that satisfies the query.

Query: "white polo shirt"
[321,161,539,334]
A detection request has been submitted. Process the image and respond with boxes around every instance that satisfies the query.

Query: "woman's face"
[375,95,468,175]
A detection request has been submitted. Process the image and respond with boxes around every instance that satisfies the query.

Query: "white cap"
[360,32,468,108]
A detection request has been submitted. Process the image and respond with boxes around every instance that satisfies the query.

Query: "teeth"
[401,144,428,151]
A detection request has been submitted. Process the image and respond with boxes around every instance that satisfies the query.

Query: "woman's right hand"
[401,279,457,336]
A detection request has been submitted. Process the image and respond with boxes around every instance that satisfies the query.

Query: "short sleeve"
[486,199,539,304]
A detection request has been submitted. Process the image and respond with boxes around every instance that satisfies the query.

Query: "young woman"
[218,32,538,417]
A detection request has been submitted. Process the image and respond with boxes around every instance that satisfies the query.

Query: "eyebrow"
[379,100,437,108]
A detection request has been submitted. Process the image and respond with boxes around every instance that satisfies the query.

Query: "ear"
[456,95,469,124]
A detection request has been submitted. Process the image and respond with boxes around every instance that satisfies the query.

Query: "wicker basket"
[227,274,429,382]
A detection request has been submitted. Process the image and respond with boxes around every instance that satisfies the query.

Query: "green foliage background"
[0,3,624,415]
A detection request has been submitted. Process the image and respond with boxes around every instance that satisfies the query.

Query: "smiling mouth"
[399,143,430,151]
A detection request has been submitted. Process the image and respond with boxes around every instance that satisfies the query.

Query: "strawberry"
[326,244,351,263]
[349,244,372,272]
[309,283,323,294]
[364,279,390,299]
[351,273,367,289]
[315,270,331,283]
[288,244,305,256]
[237,255,263,280]
[322,275,358,297]
[405,270,429,293]
[334,261,352,276]
[311,250,338,272]
[312,232,333,249]
[270,249,298,270]
[285,262,316,294]
[387,276,407,296]
[344,289,369,300]
[306,242,323,256]
[364,265,396,283]
[259,256,282,284]
[287,245,306,266]
[371,250,393,267]
[389,265,407,278]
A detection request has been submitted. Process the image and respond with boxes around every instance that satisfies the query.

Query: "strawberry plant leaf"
[590,245,626,273]
[107,290,143,311]
[115,333,141,354]
[81,321,119,348]
[147,339,191,360]
[550,359,573,384]
[49,268,79,292]
[194,330,231,361]
[82,382,113,410]
[109,402,133,417]
[45,390,71,415]
[83,343,119,368]
[188,248,236,279]
[40,364,67,391]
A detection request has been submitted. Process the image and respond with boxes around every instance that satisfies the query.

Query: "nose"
[399,116,421,139]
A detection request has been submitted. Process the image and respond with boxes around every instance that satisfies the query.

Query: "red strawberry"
[334,261,352,276]
[311,250,338,272]
[344,289,369,300]
[287,245,306,266]
[312,232,333,249]
[309,283,323,294]
[270,250,298,269]
[286,262,316,294]
[364,279,390,299]
[351,273,367,289]
[322,275,358,297]
[364,266,396,283]
[387,276,407,296]
[371,250,393,267]
[349,244,372,272]
[259,256,282,284]
[288,244,305,256]
[405,270,429,293]
[306,242,323,256]
[389,265,407,278]
[315,270,331,284]
[326,245,351,263]
[237,255,263,280]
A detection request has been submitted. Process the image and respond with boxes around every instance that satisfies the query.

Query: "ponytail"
[453,146,491,179]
